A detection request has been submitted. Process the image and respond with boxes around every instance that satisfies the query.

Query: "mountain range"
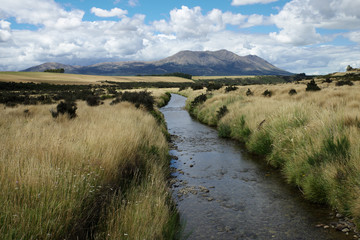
[22,50,292,76]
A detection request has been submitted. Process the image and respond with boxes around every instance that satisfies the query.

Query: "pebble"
[207,197,214,201]
[323,225,330,229]
[336,213,344,218]
[342,228,350,233]
[190,164,194,168]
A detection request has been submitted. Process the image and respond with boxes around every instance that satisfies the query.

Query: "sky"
[0,0,360,74]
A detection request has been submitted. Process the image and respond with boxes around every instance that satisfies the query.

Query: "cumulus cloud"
[0,0,84,29]
[0,20,11,42]
[270,0,360,45]
[91,7,128,18]
[231,0,278,6]
[152,6,267,39]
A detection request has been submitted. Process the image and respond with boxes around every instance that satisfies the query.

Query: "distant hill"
[22,50,292,76]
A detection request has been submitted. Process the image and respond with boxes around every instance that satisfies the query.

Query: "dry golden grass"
[183,80,360,226]
[0,72,192,85]
[0,100,176,239]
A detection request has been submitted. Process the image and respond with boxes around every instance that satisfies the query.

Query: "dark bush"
[246,88,253,96]
[191,84,204,90]
[44,68,65,73]
[322,78,332,83]
[306,80,321,91]
[111,91,154,111]
[179,85,188,91]
[225,85,238,93]
[289,89,297,95]
[262,90,272,97]
[86,95,100,106]
[217,105,229,120]
[191,94,207,107]
[206,83,223,91]
[336,80,354,86]
[51,100,77,119]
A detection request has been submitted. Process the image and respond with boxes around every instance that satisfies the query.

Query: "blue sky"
[1,0,360,74]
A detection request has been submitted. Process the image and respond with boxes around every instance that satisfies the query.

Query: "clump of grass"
[218,123,232,138]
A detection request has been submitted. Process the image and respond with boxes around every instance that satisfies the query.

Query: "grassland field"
[0,80,180,239]
[2,71,360,237]
[0,72,192,85]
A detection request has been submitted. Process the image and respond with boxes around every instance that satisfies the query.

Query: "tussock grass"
[183,81,360,227]
[0,100,178,239]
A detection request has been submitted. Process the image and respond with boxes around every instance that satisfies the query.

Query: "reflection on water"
[161,94,351,240]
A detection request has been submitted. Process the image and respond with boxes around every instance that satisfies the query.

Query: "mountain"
[22,50,292,76]
[23,62,81,73]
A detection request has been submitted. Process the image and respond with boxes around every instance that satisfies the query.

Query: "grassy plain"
[0,97,178,239]
[0,72,192,85]
[183,80,360,227]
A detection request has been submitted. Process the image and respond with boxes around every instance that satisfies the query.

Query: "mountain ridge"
[22,50,292,76]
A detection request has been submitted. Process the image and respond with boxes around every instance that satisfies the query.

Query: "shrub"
[322,78,332,83]
[51,100,77,119]
[191,84,204,90]
[206,83,223,91]
[216,105,228,120]
[111,91,154,111]
[306,80,321,91]
[225,85,238,93]
[191,94,207,107]
[86,95,101,106]
[262,90,272,97]
[289,89,297,95]
[336,80,354,86]
[246,88,253,96]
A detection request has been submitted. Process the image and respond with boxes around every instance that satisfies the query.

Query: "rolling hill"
[22,49,292,76]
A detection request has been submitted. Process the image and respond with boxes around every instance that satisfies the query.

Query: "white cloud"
[270,0,360,45]
[152,6,266,39]
[231,0,278,6]
[91,7,128,18]
[0,0,84,29]
[0,20,11,42]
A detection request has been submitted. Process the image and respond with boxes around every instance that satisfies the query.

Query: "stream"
[161,94,353,240]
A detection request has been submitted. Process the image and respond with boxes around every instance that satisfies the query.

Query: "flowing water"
[161,94,352,240]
